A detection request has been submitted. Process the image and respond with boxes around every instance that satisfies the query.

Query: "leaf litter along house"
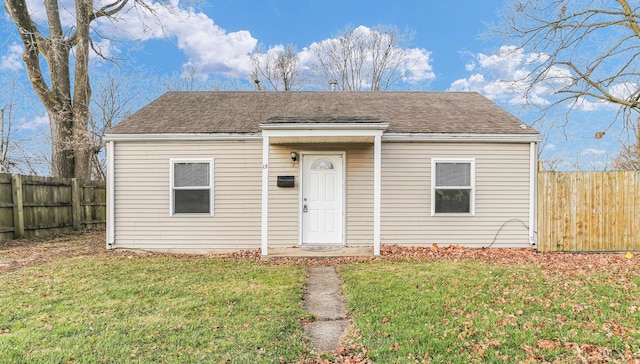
[105,91,540,256]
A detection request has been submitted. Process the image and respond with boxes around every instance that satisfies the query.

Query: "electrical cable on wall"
[486,218,530,248]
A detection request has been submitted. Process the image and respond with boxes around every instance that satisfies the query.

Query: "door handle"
[303,204,308,213]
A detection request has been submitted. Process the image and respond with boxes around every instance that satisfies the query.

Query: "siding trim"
[107,140,115,250]
[529,141,538,246]
[105,132,538,143]
[383,133,540,143]
[430,158,476,216]
[374,134,382,255]
[169,158,215,217]
[261,137,270,256]
[105,133,261,142]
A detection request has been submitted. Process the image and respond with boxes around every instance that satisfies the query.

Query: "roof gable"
[107,91,539,136]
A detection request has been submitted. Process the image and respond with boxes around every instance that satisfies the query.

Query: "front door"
[301,153,344,245]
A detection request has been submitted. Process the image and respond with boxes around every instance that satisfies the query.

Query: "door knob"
[303,204,308,213]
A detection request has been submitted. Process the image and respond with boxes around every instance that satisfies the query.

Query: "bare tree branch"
[311,25,414,91]
[3,0,170,178]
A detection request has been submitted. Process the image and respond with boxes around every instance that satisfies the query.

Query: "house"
[105,91,540,255]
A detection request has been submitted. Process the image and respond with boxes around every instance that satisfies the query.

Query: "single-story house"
[105,91,540,255]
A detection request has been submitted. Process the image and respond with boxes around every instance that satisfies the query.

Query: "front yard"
[1,233,639,363]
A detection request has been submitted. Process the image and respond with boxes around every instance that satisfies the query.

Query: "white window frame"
[170,158,214,216]
[431,158,475,216]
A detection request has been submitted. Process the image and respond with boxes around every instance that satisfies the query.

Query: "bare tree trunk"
[72,0,93,180]
[48,110,75,178]
[5,0,132,179]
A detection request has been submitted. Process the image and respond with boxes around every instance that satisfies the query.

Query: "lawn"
[339,257,640,363]
[2,234,640,363]
[0,253,309,363]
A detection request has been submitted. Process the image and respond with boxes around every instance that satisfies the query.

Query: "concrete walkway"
[303,265,350,353]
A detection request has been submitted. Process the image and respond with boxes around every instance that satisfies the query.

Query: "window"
[431,159,475,215]
[311,159,335,170]
[170,159,213,215]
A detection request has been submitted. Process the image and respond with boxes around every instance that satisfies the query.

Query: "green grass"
[3,251,640,363]
[339,260,640,363]
[0,255,309,363]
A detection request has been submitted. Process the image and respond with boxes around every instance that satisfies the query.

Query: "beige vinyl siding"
[113,139,532,251]
[381,142,532,248]
[267,145,300,246]
[267,144,374,246]
[113,140,262,250]
[345,147,374,245]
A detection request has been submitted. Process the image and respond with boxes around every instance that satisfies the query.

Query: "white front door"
[301,153,344,245]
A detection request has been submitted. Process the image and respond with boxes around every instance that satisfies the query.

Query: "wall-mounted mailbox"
[277,176,295,188]
[278,176,295,187]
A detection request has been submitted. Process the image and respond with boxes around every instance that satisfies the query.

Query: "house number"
[263,164,268,169]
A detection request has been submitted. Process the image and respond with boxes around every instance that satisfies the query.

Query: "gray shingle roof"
[107,91,539,135]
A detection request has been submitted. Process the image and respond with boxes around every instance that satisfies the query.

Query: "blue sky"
[0,0,633,173]
[135,0,505,90]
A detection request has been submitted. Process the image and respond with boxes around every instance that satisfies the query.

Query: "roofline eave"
[104,131,540,143]
[382,132,541,143]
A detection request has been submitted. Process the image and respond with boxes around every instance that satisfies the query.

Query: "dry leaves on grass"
[0,231,107,274]
[224,243,639,276]
[4,231,637,276]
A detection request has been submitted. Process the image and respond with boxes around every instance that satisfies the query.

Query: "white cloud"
[450,45,637,114]
[16,3,434,84]
[18,113,49,131]
[572,82,638,111]
[449,45,571,105]
[1,44,24,71]
[582,148,607,156]
[400,47,435,84]
[93,2,257,79]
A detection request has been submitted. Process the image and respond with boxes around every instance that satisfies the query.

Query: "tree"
[3,0,152,179]
[0,79,17,173]
[502,0,640,161]
[311,25,413,91]
[250,44,301,91]
[611,142,640,170]
[611,122,639,170]
[89,71,139,180]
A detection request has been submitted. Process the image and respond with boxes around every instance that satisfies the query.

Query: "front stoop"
[263,246,374,259]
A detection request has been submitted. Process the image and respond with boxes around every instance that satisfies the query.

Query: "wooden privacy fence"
[538,171,640,252]
[0,174,106,240]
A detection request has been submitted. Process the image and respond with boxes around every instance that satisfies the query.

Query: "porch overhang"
[259,120,388,257]
[260,121,390,144]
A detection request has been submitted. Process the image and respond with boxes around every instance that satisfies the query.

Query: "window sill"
[431,212,475,217]
[170,213,214,217]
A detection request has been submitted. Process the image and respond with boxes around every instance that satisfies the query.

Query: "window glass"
[174,190,210,214]
[311,159,335,170]
[435,189,470,213]
[174,163,209,187]
[436,163,470,187]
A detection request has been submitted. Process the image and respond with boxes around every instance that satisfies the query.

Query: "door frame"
[298,151,346,246]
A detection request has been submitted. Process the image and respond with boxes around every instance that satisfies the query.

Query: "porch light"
[290,151,298,165]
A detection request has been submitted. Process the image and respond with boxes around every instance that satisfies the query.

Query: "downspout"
[529,141,538,247]
[106,140,115,250]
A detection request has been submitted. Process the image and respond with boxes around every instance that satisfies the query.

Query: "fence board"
[538,171,640,252]
[0,173,106,240]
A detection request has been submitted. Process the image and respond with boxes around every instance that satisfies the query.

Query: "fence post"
[11,174,24,239]
[71,178,81,231]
